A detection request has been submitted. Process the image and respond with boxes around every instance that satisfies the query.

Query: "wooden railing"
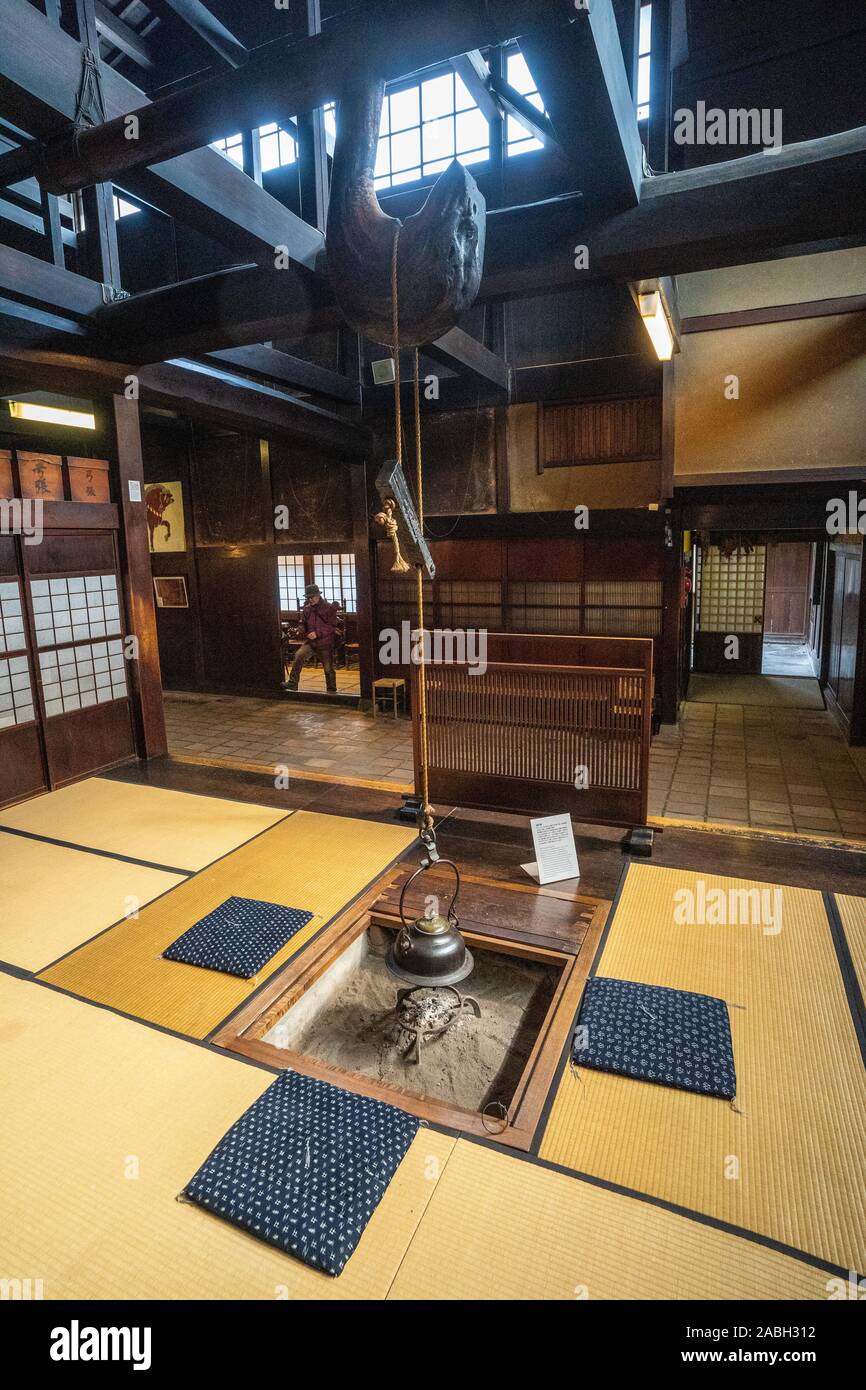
[411,633,653,829]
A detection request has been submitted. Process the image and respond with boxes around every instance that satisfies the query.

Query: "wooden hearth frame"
[212,867,608,1151]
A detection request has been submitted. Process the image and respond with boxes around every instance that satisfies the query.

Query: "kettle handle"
[398,859,461,930]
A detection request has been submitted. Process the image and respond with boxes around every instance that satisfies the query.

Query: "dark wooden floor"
[105,755,866,898]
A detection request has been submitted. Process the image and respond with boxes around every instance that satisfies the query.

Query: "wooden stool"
[373,677,406,719]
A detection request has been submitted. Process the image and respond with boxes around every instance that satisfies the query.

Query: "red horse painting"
[146,484,175,551]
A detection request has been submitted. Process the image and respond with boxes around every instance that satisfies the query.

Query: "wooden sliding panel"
[414,646,652,829]
[0,567,48,806]
[22,531,136,789]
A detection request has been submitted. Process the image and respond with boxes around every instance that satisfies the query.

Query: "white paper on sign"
[528,813,580,886]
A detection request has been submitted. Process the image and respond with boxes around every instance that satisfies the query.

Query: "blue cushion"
[572,976,736,1099]
[184,1072,420,1276]
[163,896,314,978]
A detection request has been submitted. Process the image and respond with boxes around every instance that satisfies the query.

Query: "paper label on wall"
[128,480,142,502]
[526,814,580,886]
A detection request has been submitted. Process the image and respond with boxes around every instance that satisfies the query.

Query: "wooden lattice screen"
[411,634,653,828]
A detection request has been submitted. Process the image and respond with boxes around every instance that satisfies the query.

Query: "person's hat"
[305,583,321,598]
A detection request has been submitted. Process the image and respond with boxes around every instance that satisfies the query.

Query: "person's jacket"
[300,598,343,649]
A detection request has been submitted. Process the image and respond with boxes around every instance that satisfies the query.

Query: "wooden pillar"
[241,129,263,185]
[73,0,122,289]
[351,464,375,707]
[112,394,168,758]
[648,0,672,173]
[297,0,330,231]
[613,0,641,98]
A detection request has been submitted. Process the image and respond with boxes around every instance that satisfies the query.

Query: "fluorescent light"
[8,401,96,430]
[637,291,675,361]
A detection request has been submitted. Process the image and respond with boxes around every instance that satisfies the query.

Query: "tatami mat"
[0,833,183,973]
[539,863,866,1274]
[0,777,287,872]
[0,974,454,1300]
[389,1140,829,1300]
[39,811,415,1038]
[835,893,866,1006]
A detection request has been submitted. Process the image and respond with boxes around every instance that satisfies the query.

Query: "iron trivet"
[394,985,481,1065]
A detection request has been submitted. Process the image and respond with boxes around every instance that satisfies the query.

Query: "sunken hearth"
[261,925,559,1115]
[214,865,608,1148]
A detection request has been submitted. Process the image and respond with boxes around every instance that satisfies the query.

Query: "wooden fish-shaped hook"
[325,73,487,348]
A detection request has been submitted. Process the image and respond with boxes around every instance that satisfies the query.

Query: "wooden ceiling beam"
[0,0,321,268]
[0,0,574,196]
[0,344,369,452]
[144,0,248,69]
[94,1,155,70]
[427,327,511,393]
[518,0,644,209]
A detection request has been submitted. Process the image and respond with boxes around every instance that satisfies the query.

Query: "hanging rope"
[391,225,433,836]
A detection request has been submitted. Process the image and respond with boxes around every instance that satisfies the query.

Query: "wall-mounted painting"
[153,576,189,609]
[146,481,186,552]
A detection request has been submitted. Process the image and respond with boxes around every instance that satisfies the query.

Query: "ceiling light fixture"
[8,401,96,430]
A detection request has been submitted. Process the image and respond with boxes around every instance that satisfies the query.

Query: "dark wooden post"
[112,393,168,758]
[73,0,122,288]
[351,464,375,707]
[648,0,672,173]
[297,0,330,231]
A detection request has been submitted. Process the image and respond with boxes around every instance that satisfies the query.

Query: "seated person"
[283,584,344,694]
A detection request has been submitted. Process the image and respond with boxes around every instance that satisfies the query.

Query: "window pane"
[389,86,420,133]
[637,54,651,108]
[456,107,489,155]
[390,127,421,173]
[374,137,391,179]
[423,115,455,163]
[390,167,421,186]
[454,73,476,111]
[422,73,454,122]
[259,130,280,172]
[507,51,537,95]
[423,156,452,177]
[639,3,652,56]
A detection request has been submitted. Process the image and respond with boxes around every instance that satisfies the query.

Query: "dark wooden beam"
[296,0,329,232]
[451,51,502,123]
[205,346,362,410]
[145,0,247,69]
[647,0,671,172]
[0,0,573,196]
[94,1,155,70]
[111,393,168,760]
[93,126,866,352]
[0,344,370,453]
[427,327,510,393]
[73,0,122,289]
[613,0,641,98]
[519,0,645,209]
[487,71,564,158]
[0,0,321,268]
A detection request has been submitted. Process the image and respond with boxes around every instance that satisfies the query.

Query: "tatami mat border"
[31,811,298,980]
[826,891,866,1069]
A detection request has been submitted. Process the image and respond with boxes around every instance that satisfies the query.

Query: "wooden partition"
[411,633,653,829]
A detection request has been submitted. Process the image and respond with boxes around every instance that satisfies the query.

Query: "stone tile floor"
[165,692,866,840]
[164,691,413,785]
[650,701,866,839]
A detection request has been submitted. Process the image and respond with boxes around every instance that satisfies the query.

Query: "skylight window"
[375,71,489,190]
[638,3,652,122]
[506,51,546,157]
[259,123,297,172]
[211,132,244,167]
[112,195,140,219]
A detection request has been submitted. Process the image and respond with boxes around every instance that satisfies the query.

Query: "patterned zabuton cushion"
[184,1072,420,1276]
[572,976,736,1099]
[162,896,313,978]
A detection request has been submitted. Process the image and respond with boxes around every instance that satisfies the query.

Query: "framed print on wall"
[153,576,189,609]
[146,481,186,552]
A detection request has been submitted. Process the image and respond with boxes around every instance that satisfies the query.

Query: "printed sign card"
[522,813,580,886]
